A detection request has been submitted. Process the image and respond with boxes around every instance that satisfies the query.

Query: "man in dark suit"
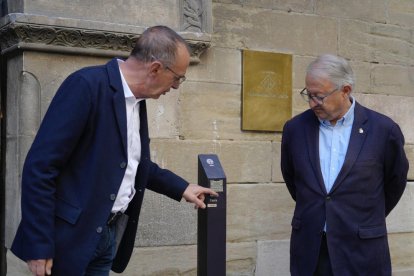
[281,54,409,276]
[11,25,218,276]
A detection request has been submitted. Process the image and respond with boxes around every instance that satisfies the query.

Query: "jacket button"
[120,162,127,168]
[326,196,331,201]
[96,227,103,233]
[110,194,116,201]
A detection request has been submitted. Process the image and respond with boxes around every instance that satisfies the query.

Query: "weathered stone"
[213,4,337,55]
[146,92,181,139]
[371,64,414,97]
[136,189,197,247]
[227,184,294,242]
[316,0,387,23]
[354,93,414,144]
[256,240,290,276]
[20,0,178,28]
[114,241,257,276]
[272,141,284,183]
[389,232,414,272]
[179,81,279,141]
[387,182,414,233]
[339,20,414,65]
[387,0,414,28]
[213,0,313,13]
[150,139,273,184]
[187,47,241,85]
[405,145,414,181]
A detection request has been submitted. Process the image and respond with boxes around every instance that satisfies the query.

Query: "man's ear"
[343,84,352,96]
[149,61,163,76]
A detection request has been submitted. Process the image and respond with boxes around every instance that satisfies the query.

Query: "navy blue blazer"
[11,58,189,274]
[281,102,408,276]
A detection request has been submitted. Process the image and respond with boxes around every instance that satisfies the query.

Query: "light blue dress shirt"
[319,98,355,231]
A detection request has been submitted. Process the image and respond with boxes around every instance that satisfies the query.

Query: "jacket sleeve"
[383,123,409,216]
[281,121,296,201]
[147,161,189,201]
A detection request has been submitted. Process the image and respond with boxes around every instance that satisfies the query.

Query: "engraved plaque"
[242,50,292,131]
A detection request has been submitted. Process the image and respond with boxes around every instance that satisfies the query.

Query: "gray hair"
[130,25,190,67]
[306,54,355,90]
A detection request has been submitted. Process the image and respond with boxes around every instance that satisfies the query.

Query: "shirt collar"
[117,59,142,102]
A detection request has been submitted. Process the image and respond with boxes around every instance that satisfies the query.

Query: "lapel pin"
[359,128,364,134]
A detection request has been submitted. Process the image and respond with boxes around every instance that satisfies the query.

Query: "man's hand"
[182,184,219,209]
[27,259,53,276]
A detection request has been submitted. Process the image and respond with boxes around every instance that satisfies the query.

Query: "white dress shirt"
[112,60,142,213]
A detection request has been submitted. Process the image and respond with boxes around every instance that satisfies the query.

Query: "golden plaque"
[242,50,292,131]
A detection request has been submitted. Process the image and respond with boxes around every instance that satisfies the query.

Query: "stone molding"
[0,14,211,64]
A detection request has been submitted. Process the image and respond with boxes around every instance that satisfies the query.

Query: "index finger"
[204,187,219,197]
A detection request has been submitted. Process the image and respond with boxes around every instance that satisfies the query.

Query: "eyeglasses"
[300,87,340,105]
[151,55,186,84]
[165,66,186,84]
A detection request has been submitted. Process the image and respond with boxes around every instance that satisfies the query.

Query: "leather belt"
[107,211,123,226]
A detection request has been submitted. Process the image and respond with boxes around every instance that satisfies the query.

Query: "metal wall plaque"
[242,50,292,131]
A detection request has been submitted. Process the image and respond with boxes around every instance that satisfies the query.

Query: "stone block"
[405,145,414,181]
[136,189,197,247]
[339,20,414,65]
[389,232,414,272]
[213,4,337,55]
[226,241,257,276]
[354,93,414,144]
[315,0,387,23]
[150,139,273,183]
[114,244,197,276]
[227,183,294,242]
[187,47,241,85]
[146,92,180,139]
[371,64,414,97]
[387,0,414,28]
[213,0,313,13]
[292,56,313,90]
[179,81,279,141]
[272,141,284,183]
[255,240,290,276]
[117,241,257,276]
[21,0,178,28]
[349,61,371,94]
[387,182,414,233]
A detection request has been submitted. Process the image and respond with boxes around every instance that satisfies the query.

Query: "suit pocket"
[291,217,301,230]
[358,224,387,239]
[55,197,82,225]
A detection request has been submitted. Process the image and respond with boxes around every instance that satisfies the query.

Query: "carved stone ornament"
[0,22,210,64]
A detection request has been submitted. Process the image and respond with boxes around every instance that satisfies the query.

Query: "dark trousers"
[314,233,334,276]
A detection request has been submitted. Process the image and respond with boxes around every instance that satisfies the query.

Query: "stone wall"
[2,0,413,275]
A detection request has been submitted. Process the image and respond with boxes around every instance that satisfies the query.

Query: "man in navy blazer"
[281,54,408,276]
[11,26,218,275]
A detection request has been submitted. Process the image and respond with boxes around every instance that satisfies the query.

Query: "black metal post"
[197,154,226,276]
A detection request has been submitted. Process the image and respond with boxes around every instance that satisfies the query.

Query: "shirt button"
[96,227,103,233]
[110,194,116,201]
[120,162,127,168]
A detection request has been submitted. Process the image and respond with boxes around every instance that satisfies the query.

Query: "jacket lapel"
[107,58,128,157]
[330,102,369,193]
[306,113,327,194]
